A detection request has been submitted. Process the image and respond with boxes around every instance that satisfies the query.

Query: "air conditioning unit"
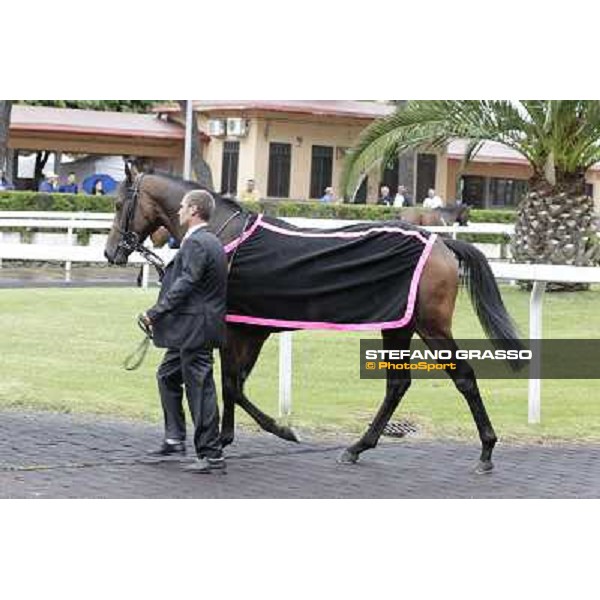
[226,117,248,137]
[207,119,226,137]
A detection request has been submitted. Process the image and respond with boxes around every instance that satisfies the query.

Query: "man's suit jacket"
[147,227,228,350]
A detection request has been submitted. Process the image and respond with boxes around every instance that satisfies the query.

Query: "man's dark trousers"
[157,346,221,459]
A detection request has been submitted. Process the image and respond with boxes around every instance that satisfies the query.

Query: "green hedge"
[0,191,517,224]
[0,191,114,212]
[238,200,517,223]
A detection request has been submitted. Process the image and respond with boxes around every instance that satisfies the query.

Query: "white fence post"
[528,280,547,424]
[278,331,293,417]
[65,224,74,282]
[142,263,149,289]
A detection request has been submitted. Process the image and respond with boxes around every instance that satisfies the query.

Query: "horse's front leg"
[220,326,300,446]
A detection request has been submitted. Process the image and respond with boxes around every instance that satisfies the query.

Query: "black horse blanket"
[224,215,437,331]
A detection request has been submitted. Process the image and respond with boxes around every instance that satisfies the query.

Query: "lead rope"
[123,315,154,371]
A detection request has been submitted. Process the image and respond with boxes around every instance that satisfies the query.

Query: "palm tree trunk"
[511,182,599,290]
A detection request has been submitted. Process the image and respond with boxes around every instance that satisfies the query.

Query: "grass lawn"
[1,285,599,443]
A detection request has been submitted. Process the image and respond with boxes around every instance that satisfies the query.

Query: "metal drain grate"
[382,420,418,438]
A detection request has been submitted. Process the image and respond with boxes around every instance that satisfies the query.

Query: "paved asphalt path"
[1,410,599,498]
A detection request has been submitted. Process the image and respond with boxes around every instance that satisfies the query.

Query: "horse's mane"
[149,170,248,214]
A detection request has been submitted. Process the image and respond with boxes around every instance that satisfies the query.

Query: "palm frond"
[341,100,600,198]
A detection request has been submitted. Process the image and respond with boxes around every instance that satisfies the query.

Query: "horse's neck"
[150,177,242,243]
[150,179,187,241]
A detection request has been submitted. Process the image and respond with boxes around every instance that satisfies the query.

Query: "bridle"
[116,174,166,280]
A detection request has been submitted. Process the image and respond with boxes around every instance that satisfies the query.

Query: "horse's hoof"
[279,426,301,443]
[337,449,359,464]
[221,434,234,448]
[474,460,494,475]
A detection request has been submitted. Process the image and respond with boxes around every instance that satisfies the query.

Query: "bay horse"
[105,168,523,473]
[401,203,471,227]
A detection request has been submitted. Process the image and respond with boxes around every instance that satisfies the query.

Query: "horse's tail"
[444,238,525,368]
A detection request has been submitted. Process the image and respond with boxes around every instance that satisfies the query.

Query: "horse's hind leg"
[220,325,300,447]
[338,329,413,464]
[416,240,497,472]
[419,331,497,474]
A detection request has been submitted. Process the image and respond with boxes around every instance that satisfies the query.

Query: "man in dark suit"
[142,190,228,473]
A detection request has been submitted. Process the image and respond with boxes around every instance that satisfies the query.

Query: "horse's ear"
[124,159,133,183]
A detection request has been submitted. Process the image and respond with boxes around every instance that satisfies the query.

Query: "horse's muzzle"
[104,248,128,266]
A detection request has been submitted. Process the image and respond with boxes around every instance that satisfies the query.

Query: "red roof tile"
[11,105,184,139]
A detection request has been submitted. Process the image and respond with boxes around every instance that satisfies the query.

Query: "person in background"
[422,188,444,209]
[91,179,106,196]
[320,186,335,203]
[393,185,412,207]
[377,185,393,206]
[59,172,78,194]
[239,178,260,202]
[38,172,59,192]
[0,170,15,190]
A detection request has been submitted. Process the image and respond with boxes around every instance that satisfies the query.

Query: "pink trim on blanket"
[224,213,264,254]
[258,219,430,245]
[225,233,438,331]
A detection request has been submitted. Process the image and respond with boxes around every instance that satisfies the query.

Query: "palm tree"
[341,100,600,270]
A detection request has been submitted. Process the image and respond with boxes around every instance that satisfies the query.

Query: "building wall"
[198,111,375,201]
[445,160,533,201]
[446,159,600,209]
[196,110,600,208]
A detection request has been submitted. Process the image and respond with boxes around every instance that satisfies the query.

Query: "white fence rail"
[0,211,514,280]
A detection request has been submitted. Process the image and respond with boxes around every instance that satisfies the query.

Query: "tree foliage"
[17,100,162,113]
[341,100,600,198]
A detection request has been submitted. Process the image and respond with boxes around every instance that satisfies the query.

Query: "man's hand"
[138,312,153,336]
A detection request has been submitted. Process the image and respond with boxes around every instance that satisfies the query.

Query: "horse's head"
[104,164,161,265]
[105,166,253,264]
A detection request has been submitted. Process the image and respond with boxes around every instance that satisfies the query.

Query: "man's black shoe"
[183,456,226,474]
[148,441,186,456]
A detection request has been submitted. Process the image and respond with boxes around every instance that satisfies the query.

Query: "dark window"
[488,178,527,207]
[354,177,368,204]
[309,145,333,199]
[267,142,292,198]
[462,176,486,208]
[220,141,239,196]
[381,156,399,193]
[416,153,437,204]
[585,183,594,198]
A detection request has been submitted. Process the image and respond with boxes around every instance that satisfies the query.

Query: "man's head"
[67,172,76,184]
[179,190,215,229]
[324,186,333,196]
[398,185,406,195]
[428,188,436,198]
[246,178,255,192]
[380,185,390,197]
